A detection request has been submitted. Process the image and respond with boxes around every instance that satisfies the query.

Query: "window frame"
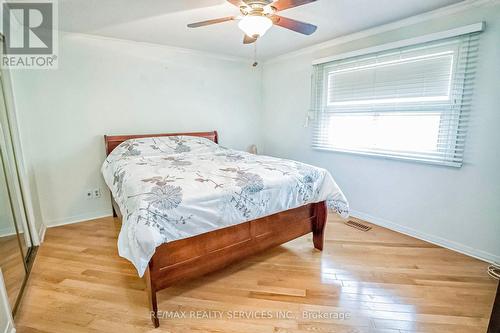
[310,24,483,168]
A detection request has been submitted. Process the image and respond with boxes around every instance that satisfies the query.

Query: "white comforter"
[101,136,349,276]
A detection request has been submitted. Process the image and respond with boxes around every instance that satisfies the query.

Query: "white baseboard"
[0,227,16,238]
[350,209,500,264]
[45,210,113,228]
[38,223,47,243]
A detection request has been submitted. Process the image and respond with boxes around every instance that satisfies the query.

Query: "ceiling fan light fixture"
[238,15,273,38]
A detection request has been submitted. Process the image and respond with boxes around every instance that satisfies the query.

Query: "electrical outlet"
[93,188,101,198]
[85,190,93,199]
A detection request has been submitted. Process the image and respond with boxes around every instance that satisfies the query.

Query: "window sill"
[312,146,462,168]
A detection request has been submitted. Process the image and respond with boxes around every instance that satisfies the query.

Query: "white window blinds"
[311,32,480,167]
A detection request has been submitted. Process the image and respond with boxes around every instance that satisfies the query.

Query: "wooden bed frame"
[104,131,327,328]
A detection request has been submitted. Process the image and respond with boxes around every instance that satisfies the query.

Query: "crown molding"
[64,32,254,64]
[312,21,484,65]
[265,0,498,64]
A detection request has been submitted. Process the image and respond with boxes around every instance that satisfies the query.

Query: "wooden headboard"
[104,131,218,156]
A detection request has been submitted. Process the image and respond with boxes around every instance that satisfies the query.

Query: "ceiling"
[58,0,465,60]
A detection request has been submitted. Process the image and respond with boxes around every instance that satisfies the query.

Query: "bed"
[102,131,348,327]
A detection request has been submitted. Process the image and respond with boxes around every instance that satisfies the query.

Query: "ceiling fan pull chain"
[253,41,259,67]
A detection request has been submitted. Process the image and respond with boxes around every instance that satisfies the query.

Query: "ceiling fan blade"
[271,0,317,11]
[226,0,246,7]
[272,15,317,35]
[243,34,257,44]
[187,16,235,28]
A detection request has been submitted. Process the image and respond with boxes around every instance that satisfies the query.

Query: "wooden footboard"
[146,201,327,327]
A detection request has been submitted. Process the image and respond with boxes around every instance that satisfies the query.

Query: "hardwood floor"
[15,215,498,333]
[0,234,26,308]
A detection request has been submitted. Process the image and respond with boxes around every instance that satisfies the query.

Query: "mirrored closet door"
[0,141,27,313]
[0,36,35,315]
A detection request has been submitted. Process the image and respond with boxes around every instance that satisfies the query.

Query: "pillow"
[109,135,218,160]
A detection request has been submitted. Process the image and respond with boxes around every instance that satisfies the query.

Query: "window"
[311,31,480,167]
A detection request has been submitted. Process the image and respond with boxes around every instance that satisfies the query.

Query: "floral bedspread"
[101,136,349,276]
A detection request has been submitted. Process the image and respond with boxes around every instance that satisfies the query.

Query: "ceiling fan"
[187,0,318,44]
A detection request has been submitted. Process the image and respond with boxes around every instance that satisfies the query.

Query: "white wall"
[11,33,262,227]
[262,3,500,262]
[0,166,15,237]
[0,88,16,238]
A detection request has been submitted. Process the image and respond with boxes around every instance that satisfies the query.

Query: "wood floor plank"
[14,215,498,333]
[0,235,26,308]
